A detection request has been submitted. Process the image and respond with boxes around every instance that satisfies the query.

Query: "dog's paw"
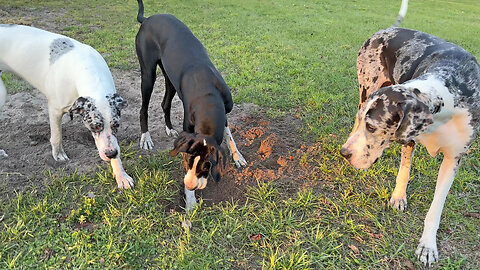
[115,172,134,189]
[0,149,7,158]
[140,132,154,150]
[53,149,69,162]
[185,188,197,212]
[389,194,407,211]
[165,126,179,137]
[233,152,248,168]
[416,239,439,266]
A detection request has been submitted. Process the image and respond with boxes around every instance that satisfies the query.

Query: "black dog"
[135,0,247,210]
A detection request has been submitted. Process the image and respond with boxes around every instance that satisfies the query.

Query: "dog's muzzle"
[105,149,118,159]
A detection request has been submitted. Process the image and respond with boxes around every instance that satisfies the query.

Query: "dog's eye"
[201,162,211,172]
[91,124,103,133]
[366,122,377,133]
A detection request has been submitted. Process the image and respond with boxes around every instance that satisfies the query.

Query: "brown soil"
[0,67,311,208]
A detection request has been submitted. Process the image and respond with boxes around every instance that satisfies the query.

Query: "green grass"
[1,73,33,94]
[1,0,480,269]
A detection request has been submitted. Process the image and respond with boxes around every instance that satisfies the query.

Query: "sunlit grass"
[0,0,479,268]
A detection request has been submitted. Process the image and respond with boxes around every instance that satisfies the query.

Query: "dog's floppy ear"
[395,100,433,144]
[209,145,226,182]
[107,93,128,110]
[169,131,196,156]
[69,96,90,120]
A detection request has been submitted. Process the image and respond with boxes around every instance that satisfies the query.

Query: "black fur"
[136,0,232,183]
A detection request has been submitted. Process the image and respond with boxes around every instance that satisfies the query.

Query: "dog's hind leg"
[159,64,178,137]
[416,155,460,266]
[48,105,69,161]
[224,122,247,168]
[0,74,8,158]
[139,60,157,150]
[390,141,415,211]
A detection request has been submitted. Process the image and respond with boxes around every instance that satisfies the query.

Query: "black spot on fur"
[400,55,410,65]
[366,98,385,122]
[361,88,367,103]
[362,38,371,49]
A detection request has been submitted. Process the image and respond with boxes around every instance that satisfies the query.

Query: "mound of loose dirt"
[0,66,314,209]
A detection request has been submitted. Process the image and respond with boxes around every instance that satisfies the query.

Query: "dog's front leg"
[224,125,247,168]
[110,156,134,189]
[48,106,69,161]
[390,142,415,210]
[184,186,197,212]
[416,155,460,266]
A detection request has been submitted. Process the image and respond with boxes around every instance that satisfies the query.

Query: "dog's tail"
[0,72,6,110]
[137,0,147,23]
[392,0,409,27]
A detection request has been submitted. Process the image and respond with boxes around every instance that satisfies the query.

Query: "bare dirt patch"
[0,66,313,209]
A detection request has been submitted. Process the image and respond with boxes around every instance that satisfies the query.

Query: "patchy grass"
[1,73,33,94]
[1,0,480,269]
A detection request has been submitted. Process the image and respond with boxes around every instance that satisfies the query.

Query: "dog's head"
[340,85,433,169]
[69,93,128,161]
[169,131,226,191]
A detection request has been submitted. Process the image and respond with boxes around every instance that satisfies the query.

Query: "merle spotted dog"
[0,25,133,189]
[340,0,480,266]
[134,0,247,211]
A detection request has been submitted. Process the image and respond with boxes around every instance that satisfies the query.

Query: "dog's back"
[136,14,218,90]
[0,25,60,90]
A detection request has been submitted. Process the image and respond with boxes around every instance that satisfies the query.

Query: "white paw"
[53,149,69,162]
[389,193,407,211]
[115,172,134,189]
[140,132,154,150]
[185,188,197,212]
[165,126,179,137]
[0,149,7,158]
[416,239,439,266]
[233,152,248,168]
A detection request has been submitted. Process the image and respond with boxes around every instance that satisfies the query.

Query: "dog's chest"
[417,108,473,157]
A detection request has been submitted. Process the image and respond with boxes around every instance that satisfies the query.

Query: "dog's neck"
[191,97,226,145]
[402,74,454,115]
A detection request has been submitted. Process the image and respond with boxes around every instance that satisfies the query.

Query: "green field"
[1,0,480,269]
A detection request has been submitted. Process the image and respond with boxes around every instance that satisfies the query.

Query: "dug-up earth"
[0,5,318,206]
[0,67,315,207]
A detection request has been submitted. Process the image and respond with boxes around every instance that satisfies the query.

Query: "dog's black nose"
[340,147,352,160]
[105,149,118,159]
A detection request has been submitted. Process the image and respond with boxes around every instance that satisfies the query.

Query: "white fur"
[404,75,455,132]
[140,131,154,150]
[0,25,133,189]
[184,186,196,212]
[165,126,178,137]
[398,0,409,19]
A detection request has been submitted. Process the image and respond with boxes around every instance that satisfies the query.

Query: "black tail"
[392,0,408,27]
[137,0,147,23]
